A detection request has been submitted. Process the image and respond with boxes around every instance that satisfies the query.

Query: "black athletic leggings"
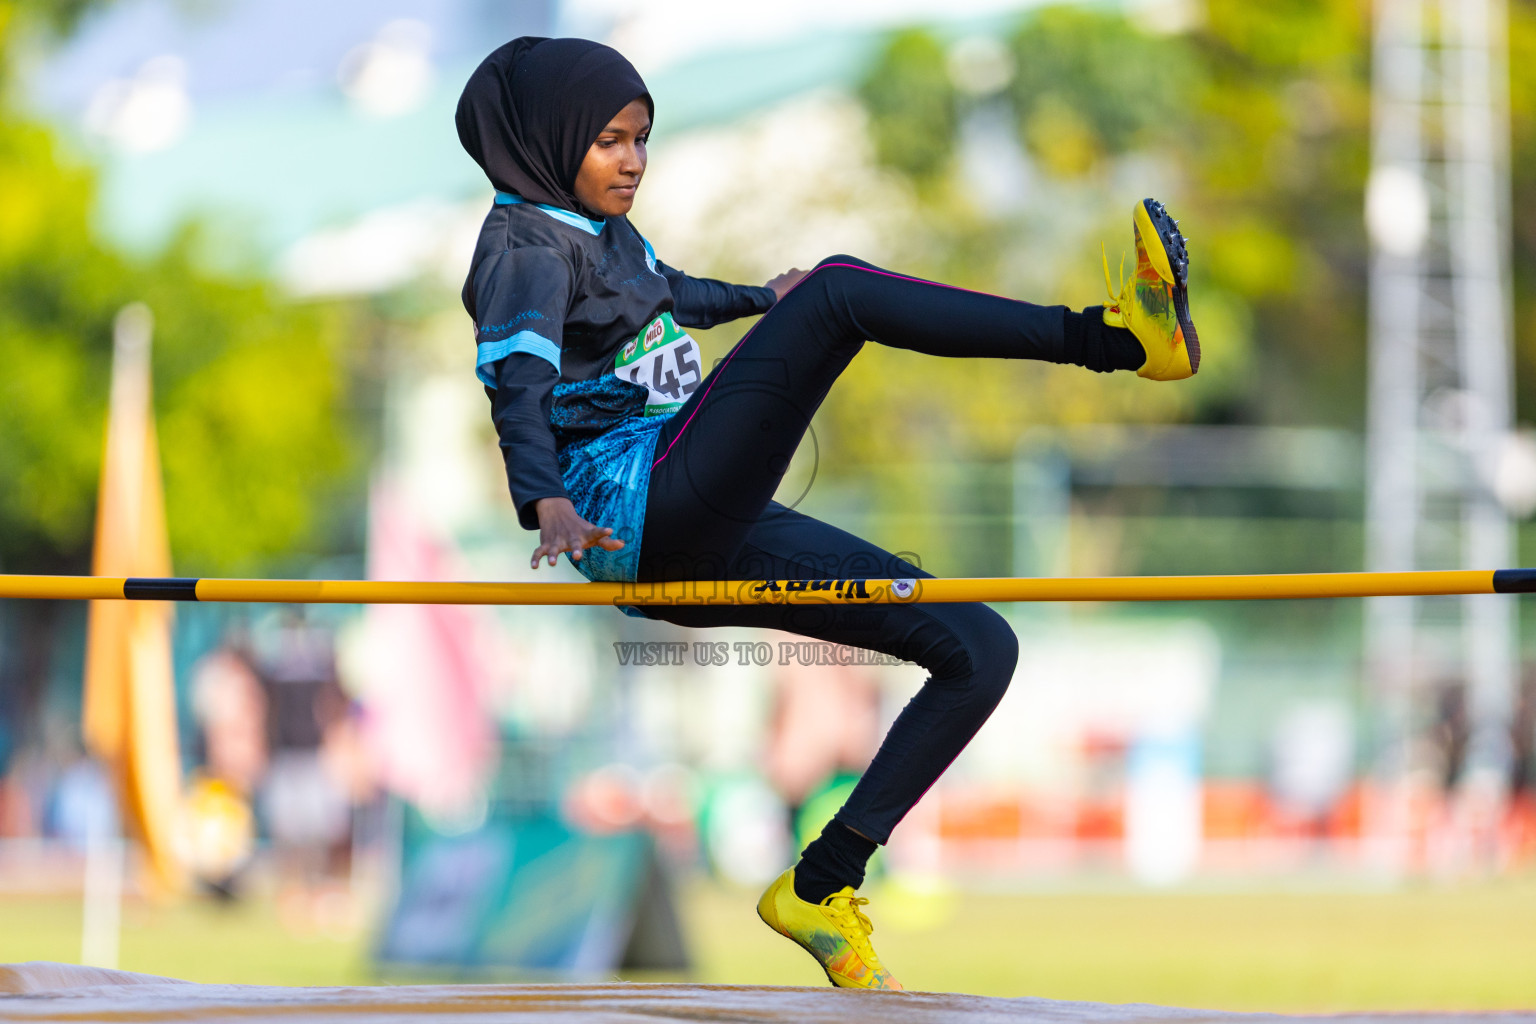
[635,254,1137,844]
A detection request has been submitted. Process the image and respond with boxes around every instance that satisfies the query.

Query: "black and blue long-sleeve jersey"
[464,191,775,587]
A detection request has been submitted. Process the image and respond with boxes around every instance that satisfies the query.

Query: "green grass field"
[3,877,1535,1011]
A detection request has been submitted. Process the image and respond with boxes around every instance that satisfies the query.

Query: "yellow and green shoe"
[756,868,904,991]
[1102,198,1200,381]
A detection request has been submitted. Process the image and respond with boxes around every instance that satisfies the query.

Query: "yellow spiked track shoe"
[756,868,904,991]
[1102,198,1200,380]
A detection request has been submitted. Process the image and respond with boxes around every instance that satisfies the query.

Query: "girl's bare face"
[573,99,650,218]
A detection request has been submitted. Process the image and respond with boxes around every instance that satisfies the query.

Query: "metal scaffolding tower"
[1365,0,1516,868]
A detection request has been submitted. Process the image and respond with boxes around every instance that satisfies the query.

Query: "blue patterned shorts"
[554,397,671,618]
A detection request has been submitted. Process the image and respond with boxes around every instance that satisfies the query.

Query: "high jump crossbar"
[0,570,1534,607]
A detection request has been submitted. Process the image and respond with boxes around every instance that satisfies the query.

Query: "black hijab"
[456,37,653,217]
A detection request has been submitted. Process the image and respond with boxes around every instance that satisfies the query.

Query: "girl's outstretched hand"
[532,496,625,569]
[766,268,807,302]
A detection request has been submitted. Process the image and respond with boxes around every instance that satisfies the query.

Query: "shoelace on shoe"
[1101,242,1126,310]
[821,894,880,964]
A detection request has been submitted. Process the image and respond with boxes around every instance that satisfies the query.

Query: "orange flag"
[81,303,184,896]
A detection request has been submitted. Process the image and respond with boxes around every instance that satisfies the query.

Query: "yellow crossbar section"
[0,569,1533,606]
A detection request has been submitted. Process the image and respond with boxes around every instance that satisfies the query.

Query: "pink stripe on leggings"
[651,263,1014,469]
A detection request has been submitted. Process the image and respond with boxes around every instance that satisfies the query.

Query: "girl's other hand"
[531,496,625,569]
[766,268,807,302]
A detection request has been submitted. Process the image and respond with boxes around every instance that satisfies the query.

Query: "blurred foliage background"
[13,2,1536,568]
[839,0,1536,441]
[0,0,365,580]
[841,2,1373,462]
[0,0,378,750]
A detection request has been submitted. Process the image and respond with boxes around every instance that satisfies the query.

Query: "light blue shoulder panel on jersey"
[476,330,561,386]
[495,191,605,237]
[636,231,660,276]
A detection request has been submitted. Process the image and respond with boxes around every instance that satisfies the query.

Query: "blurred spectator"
[1431,681,1470,792]
[0,768,34,838]
[190,632,268,797]
[255,610,352,922]
[762,660,881,843]
[1511,673,1535,799]
[1268,700,1354,837]
[1510,673,1536,863]
[1077,731,1127,845]
[43,758,117,848]
[185,634,268,898]
[179,773,256,901]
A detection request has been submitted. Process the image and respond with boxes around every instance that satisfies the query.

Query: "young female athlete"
[457,37,1199,991]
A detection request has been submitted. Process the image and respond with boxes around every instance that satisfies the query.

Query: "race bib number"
[613,312,702,416]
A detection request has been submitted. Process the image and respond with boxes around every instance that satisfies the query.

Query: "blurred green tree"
[858,28,960,184]
[1007,6,1200,179]
[0,1,358,578]
[1504,5,1536,417]
[0,0,362,754]
[853,2,1378,432]
[1182,0,1373,426]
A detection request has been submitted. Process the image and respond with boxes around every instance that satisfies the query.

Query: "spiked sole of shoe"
[1139,198,1200,375]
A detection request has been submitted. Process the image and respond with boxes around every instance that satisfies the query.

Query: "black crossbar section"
[123,577,200,601]
[1492,569,1536,594]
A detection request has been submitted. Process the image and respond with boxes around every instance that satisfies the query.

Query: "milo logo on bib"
[613,311,703,416]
